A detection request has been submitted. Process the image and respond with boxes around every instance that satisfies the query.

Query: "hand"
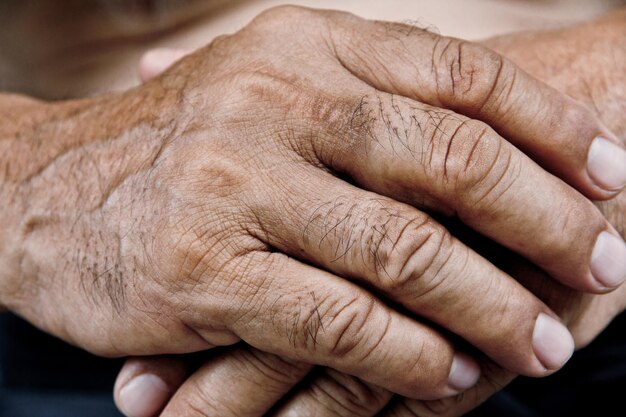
[1,5,624,410]
[111,7,626,417]
[484,5,626,343]
[113,219,626,417]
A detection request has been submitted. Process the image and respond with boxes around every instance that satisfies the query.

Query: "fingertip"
[117,373,170,417]
[532,313,575,373]
[114,359,142,402]
[591,230,626,290]
[114,357,189,417]
[447,353,480,392]
[587,136,626,196]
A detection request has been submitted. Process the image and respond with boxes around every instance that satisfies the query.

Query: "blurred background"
[0,0,622,99]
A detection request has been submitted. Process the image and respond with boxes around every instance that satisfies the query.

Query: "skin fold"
[0,4,624,417]
[113,8,626,417]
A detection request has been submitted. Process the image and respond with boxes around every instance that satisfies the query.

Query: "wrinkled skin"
[112,8,626,417]
[486,7,626,349]
[0,4,624,417]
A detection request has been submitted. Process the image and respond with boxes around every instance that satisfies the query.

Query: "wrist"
[0,95,98,312]
[0,95,46,311]
[0,86,176,314]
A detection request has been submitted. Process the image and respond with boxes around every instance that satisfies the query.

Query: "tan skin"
[112,8,626,417]
[0,4,624,417]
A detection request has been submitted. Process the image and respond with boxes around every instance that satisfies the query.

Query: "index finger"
[325,9,626,199]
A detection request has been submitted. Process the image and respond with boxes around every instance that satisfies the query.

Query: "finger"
[384,364,516,417]
[160,348,311,417]
[205,251,480,400]
[326,11,626,198]
[307,91,626,293]
[252,166,575,376]
[138,48,192,82]
[271,368,393,417]
[114,356,190,417]
[486,242,626,350]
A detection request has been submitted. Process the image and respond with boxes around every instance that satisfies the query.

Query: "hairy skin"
[298,10,626,417]
[0,4,624,411]
[112,8,626,417]
[404,11,626,416]
[309,11,626,417]
[389,11,626,416]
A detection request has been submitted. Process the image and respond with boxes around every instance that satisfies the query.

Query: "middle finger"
[250,163,574,377]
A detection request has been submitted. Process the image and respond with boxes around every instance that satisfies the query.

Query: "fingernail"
[119,374,169,417]
[591,231,626,289]
[448,352,480,391]
[587,137,626,191]
[532,313,574,371]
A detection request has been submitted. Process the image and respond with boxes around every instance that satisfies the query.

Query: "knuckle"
[322,294,382,360]
[365,207,454,296]
[297,93,372,165]
[316,93,380,164]
[226,70,320,137]
[156,219,238,285]
[425,115,490,181]
[441,119,501,185]
[268,277,374,356]
[220,252,279,322]
[435,38,506,109]
[249,5,318,30]
[348,92,431,160]
[344,94,379,141]
[205,33,231,53]
[468,45,505,102]
[229,70,296,108]
[347,93,383,146]
[421,114,518,213]
[460,137,521,214]
[152,222,264,322]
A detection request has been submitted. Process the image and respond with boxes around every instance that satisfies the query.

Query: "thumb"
[138,48,193,82]
[114,356,190,417]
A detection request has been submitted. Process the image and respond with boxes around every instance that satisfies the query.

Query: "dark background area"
[1,311,626,417]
